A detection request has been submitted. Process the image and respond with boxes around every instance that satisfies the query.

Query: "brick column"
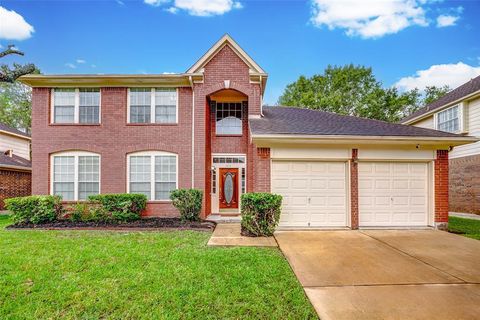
[350,149,359,229]
[435,150,449,230]
[253,147,271,192]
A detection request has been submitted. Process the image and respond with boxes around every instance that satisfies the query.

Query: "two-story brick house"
[20,35,476,229]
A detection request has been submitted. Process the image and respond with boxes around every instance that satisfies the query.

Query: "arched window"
[50,151,100,200]
[127,151,178,201]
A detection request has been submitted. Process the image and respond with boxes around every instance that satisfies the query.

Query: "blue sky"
[1,0,479,104]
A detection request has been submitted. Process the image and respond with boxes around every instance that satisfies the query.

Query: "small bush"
[241,193,282,237]
[70,202,111,222]
[170,189,203,221]
[88,194,146,221]
[5,195,63,224]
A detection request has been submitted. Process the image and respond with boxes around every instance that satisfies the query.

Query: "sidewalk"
[449,212,480,221]
[207,223,277,247]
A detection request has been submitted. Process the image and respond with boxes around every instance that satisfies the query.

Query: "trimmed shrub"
[170,189,203,221]
[241,193,282,237]
[5,195,63,224]
[70,201,111,222]
[88,194,147,221]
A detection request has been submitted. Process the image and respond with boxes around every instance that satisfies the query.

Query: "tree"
[423,85,450,105]
[0,81,33,133]
[0,45,36,83]
[277,65,447,123]
[0,45,38,133]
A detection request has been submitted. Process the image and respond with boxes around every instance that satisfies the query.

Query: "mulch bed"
[6,218,216,231]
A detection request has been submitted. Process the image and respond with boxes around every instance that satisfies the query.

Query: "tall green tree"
[0,45,36,83]
[0,44,38,133]
[278,65,448,123]
[0,82,32,133]
[423,85,450,105]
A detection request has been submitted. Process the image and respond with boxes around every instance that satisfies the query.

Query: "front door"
[219,168,239,209]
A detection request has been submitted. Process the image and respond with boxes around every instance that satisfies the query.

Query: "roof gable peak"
[186,34,266,75]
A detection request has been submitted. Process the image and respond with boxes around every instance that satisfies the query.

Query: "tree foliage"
[0,45,36,83]
[278,65,450,123]
[0,45,38,133]
[0,81,33,133]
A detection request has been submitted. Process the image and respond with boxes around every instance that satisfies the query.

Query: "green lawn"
[0,216,317,319]
[449,216,480,240]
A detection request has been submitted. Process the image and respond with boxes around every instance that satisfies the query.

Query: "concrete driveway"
[275,230,480,320]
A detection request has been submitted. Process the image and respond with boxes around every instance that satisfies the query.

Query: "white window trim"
[51,88,102,124]
[127,88,178,124]
[126,151,178,201]
[434,103,463,133]
[50,151,101,201]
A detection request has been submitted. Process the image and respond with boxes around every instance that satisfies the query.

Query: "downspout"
[189,76,195,188]
[259,75,264,117]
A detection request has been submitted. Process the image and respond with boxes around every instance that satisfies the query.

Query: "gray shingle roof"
[401,75,480,123]
[250,106,463,138]
[0,122,30,138]
[0,153,31,169]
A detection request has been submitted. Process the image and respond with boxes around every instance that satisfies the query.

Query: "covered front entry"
[358,162,430,227]
[271,160,348,228]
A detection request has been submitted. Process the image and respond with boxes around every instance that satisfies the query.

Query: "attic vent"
[4,150,13,157]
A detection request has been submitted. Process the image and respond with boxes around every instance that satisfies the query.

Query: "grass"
[448,216,480,240]
[0,215,317,319]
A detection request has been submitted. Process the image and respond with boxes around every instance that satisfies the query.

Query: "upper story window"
[52,89,100,124]
[128,88,177,124]
[127,151,177,201]
[216,102,243,135]
[51,151,100,201]
[436,105,460,133]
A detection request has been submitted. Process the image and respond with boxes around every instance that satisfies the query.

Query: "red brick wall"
[192,45,263,216]
[0,169,31,210]
[350,149,359,229]
[253,147,270,192]
[449,154,480,214]
[435,150,449,224]
[31,87,193,217]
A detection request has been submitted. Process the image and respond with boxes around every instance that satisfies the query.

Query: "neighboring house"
[20,35,475,229]
[0,122,32,210]
[401,75,480,214]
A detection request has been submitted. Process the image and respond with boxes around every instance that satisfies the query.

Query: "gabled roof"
[186,34,266,75]
[401,75,480,124]
[250,107,477,146]
[0,122,30,140]
[0,153,31,170]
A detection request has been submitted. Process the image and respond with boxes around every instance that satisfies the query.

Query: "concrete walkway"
[450,211,480,220]
[276,230,480,320]
[207,223,277,247]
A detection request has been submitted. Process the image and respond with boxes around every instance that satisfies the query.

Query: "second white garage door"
[358,162,429,227]
[272,161,348,228]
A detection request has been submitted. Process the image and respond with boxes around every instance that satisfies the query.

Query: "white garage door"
[359,162,429,227]
[271,161,348,228]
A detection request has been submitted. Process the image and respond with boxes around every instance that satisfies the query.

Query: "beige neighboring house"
[0,123,32,210]
[401,75,480,214]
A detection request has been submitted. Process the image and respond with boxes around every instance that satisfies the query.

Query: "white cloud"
[0,6,35,40]
[76,59,86,64]
[65,63,77,69]
[166,7,179,14]
[311,0,433,39]
[91,64,97,68]
[144,0,170,6]
[436,14,459,27]
[145,0,242,16]
[395,62,480,91]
